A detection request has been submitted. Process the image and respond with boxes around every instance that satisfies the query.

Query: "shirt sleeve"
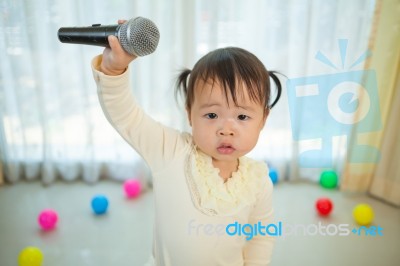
[243,175,275,266]
[91,55,189,172]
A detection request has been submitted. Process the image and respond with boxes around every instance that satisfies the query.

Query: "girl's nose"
[218,129,234,136]
[217,120,235,136]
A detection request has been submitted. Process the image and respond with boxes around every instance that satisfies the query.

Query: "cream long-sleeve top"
[92,55,275,266]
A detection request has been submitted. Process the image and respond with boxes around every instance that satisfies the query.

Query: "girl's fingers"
[108,35,121,51]
[118,19,127,24]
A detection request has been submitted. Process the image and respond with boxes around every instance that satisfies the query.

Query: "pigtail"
[268,71,283,109]
[174,68,191,105]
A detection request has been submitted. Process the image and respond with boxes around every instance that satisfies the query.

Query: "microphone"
[58,17,160,57]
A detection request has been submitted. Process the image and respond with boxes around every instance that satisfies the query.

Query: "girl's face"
[187,79,267,165]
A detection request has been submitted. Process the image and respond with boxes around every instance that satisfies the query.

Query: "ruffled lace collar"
[185,146,267,216]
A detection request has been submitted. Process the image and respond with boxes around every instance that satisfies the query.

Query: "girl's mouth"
[217,144,235,155]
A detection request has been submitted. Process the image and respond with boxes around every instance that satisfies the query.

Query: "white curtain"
[0,0,375,184]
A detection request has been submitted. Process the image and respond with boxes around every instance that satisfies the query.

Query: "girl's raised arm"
[92,23,188,172]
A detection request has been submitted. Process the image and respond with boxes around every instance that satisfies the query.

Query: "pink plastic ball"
[38,209,58,231]
[123,179,142,198]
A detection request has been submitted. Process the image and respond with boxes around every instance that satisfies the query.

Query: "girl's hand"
[100,20,137,76]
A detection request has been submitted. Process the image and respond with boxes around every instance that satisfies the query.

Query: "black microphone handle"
[58,24,121,47]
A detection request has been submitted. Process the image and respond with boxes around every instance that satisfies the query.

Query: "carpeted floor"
[0,180,399,266]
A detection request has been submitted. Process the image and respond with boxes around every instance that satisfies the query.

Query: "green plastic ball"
[319,170,338,189]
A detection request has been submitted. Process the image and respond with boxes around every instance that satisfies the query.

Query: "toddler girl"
[92,24,282,266]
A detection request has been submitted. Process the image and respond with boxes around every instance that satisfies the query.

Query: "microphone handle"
[58,24,121,47]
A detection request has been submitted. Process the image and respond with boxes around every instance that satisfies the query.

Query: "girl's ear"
[186,107,192,127]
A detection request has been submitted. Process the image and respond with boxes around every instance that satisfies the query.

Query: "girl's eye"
[238,114,250,121]
[205,113,218,119]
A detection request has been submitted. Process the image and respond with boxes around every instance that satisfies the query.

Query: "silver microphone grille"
[118,17,160,57]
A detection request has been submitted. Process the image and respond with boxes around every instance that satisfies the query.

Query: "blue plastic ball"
[269,167,279,184]
[91,195,109,215]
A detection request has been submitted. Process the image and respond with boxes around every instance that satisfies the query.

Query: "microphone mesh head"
[118,17,160,57]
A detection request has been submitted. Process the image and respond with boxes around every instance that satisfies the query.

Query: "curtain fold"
[341,0,400,203]
[0,0,191,184]
[367,0,400,206]
[0,160,3,185]
[369,68,400,206]
[281,0,376,182]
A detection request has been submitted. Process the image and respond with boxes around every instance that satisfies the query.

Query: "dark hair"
[175,47,282,116]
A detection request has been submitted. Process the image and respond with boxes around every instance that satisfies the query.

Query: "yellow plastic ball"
[353,204,374,226]
[18,247,43,266]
